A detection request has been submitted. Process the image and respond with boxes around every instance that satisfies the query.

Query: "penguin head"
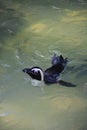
[22,67,44,81]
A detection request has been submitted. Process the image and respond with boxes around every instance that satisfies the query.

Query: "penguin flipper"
[51,54,68,66]
[58,80,76,87]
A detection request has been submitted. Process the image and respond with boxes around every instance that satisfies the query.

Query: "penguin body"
[22,54,68,84]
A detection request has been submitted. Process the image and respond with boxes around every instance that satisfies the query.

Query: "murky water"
[0,0,87,130]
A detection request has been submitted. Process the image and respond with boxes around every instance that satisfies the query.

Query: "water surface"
[0,0,87,130]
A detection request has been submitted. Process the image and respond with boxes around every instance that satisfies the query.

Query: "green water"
[0,0,87,130]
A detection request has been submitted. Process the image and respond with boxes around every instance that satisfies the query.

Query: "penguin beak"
[22,68,32,74]
[22,68,28,73]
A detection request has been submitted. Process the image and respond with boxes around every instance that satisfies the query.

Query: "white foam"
[31,79,42,87]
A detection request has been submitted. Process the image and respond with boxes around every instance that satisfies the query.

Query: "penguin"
[22,54,76,87]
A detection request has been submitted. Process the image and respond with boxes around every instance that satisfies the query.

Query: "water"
[0,0,87,130]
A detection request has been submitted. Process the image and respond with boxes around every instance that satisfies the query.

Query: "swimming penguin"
[22,54,76,87]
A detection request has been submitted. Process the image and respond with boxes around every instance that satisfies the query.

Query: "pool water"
[0,0,87,130]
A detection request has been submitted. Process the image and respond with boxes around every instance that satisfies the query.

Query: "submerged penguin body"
[44,63,64,84]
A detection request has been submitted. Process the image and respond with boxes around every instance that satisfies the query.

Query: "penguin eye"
[32,70,35,73]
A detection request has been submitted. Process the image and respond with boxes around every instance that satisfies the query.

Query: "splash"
[31,79,43,87]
